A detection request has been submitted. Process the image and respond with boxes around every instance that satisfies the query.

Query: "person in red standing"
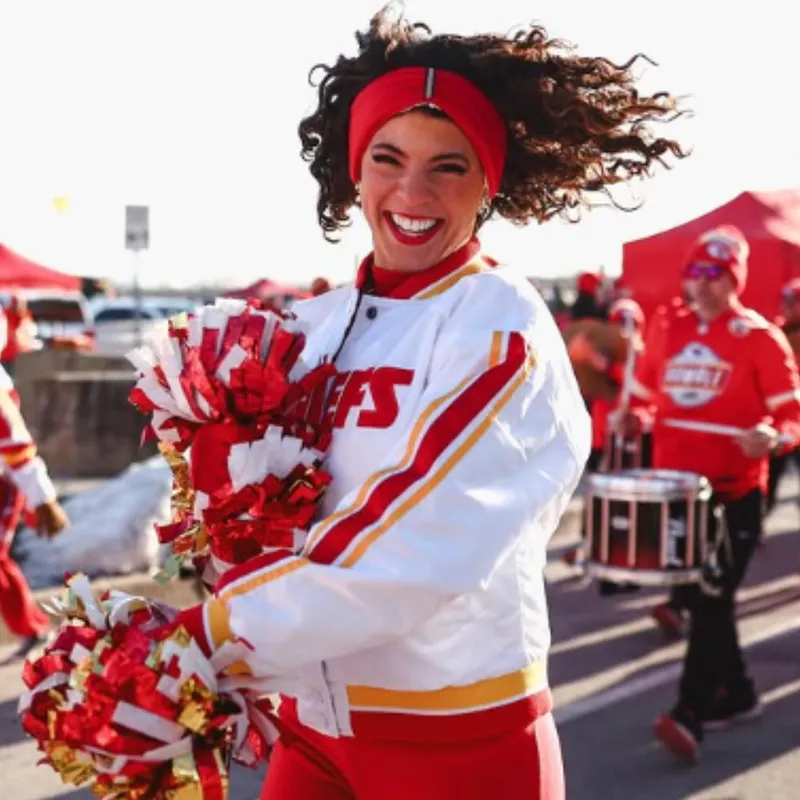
[570,271,606,321]
[0,309,70,660]
[765,277,800,514]
[590,297,647,466]
[612,224,800,760]
[0,294,38,376]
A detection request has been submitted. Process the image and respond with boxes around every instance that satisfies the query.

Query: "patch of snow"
[16,457,173,589]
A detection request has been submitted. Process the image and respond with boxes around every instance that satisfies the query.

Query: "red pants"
[0,477,50,639]
[261,708,565,800]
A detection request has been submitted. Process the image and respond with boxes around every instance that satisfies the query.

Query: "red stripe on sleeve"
[307,333,527,565]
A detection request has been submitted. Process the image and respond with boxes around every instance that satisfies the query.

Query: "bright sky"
[0,0,796,291]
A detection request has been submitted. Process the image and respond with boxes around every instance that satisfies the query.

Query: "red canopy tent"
[223,278,309,302]
[0,244,81,291]
[621,189,800,323]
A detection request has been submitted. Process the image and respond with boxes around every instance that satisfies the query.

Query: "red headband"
[348,67,508,197]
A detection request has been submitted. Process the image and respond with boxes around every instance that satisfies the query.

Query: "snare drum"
[601,430,653,472]
[584,469,716,585]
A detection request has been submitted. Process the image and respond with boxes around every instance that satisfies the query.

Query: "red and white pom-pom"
[128,298,332,449]
[18,574,279,800]
[128,298,336,586]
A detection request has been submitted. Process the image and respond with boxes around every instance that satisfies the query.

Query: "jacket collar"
[354,237,495,300]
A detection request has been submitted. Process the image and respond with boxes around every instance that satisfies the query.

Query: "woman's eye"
[372,154,400,166]
[435,163,468,175]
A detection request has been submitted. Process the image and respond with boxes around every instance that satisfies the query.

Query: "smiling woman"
[170,5,689,800]
[359,111,486,272]
[300,6,687,254]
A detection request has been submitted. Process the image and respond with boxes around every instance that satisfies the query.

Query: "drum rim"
[587,468,712,501]
[584,562,703,586]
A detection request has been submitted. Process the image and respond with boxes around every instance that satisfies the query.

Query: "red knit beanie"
[608,298,645,331]
[686,225,749,295]
[576,271,602,295]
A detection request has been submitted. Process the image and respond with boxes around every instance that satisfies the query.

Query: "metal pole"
[133,248,143,347]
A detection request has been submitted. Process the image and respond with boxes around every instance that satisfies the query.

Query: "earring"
[480,193,492,215]
[354,182,361,204]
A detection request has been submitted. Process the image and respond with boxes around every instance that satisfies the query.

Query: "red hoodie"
[632,301,800,499]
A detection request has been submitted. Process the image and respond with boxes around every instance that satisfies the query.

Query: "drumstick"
[618,314,637,411]
[613,314,638,455]
[662,419,745,437]
[663,418,791,446]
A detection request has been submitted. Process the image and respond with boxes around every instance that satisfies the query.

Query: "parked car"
[0,289,94,350]
[88,297,198,357]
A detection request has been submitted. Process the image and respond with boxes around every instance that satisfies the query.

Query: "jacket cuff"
[775,421,800,454]
[9,456,57,508]
[173,598,234,657]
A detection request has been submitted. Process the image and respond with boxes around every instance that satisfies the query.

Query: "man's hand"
[608,408,641,438]
[34,500,70,539]
[736,423,779,459]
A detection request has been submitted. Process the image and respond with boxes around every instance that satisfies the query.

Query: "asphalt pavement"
[1,474,798,799]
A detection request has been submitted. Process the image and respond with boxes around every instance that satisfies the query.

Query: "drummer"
[564,298,646,594]
[765,277,800,515]
[611,225,800,761]
[594,298,647,469]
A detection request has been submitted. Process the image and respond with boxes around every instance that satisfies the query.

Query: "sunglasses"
[683,263,726,281]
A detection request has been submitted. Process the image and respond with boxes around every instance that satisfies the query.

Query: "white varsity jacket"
[202,238,590,740]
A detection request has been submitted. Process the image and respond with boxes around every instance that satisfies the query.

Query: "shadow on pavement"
[0,696,27,748]
[33,763,267,800]
[547,521,800,693]
[559,632,800,800]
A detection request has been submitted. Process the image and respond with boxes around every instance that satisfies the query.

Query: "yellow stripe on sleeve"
[2,444,37,467]
[340,349,535,567]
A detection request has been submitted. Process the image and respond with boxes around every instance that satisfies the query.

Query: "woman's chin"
[375,241,443,272]
[374,230,466,273]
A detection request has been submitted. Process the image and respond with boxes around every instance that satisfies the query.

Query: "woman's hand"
[34,500,70,539]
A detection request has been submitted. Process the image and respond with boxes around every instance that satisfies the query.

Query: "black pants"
[586,447,603,474]
[766,448,800,513]
[673,489,762,716]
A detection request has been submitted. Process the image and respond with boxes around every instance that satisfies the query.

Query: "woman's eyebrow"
[430,152,470,164]
[371,142,406,156]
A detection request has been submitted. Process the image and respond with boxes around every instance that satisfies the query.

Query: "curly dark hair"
[299,4,688,241]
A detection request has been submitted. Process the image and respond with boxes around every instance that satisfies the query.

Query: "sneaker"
[598,579,640,596]
[702,689,763,731]
[651,602,686,638]
[653,707,702,763]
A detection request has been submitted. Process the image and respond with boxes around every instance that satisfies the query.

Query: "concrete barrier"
[12,348,131,412]
[27,369,156,477]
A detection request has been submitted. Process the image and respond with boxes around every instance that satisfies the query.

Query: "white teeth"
[390,213,438,234]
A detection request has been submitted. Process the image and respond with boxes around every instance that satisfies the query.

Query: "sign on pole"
[125,205,150,251]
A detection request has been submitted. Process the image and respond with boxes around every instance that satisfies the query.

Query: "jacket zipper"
[320,660,342,734]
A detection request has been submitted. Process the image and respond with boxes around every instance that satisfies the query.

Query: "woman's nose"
[394,169,435,207]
